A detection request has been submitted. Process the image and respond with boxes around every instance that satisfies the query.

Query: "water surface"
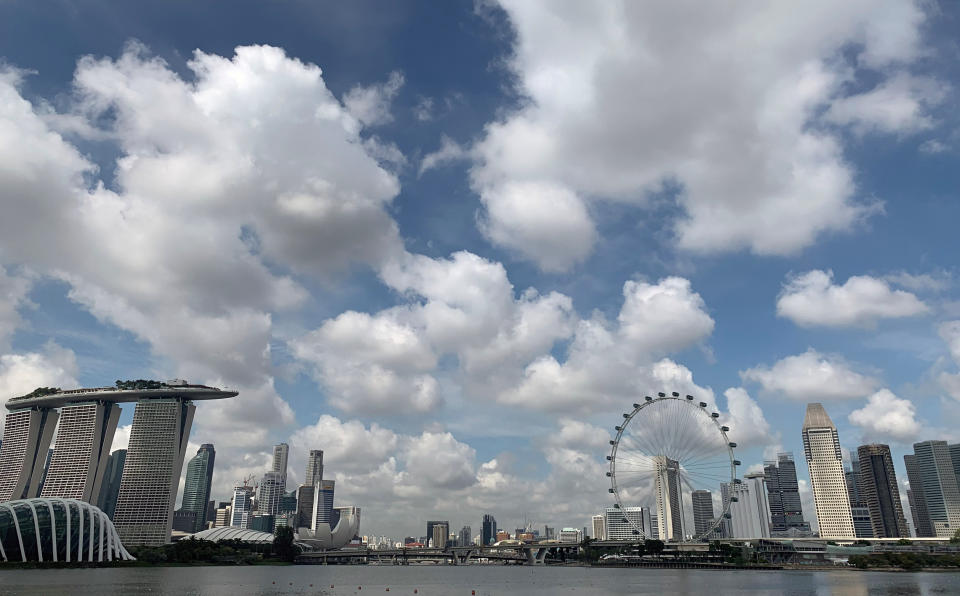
[1,565,958,595]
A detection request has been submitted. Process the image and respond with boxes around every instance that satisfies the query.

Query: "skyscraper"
[604,506,651,540]
[910,440,960,538]
[113,399,196,546]
[481,514,497,546]
[0,408,59,501]
[725,473,772,538]
[904,454,934,537]
[305,449,324,487]
[950,444,960,486]
[592,514,606,540]
[691,490,715,538]
[846,457,873,538]
[2,382,235,545]
[96,449,126,519]
[857,444,909,538]
[426,520,450,547]
[764,453,808,534]
[259,471,284,516]
[296,483,315,529]
[312,479,336,529]
[801,403,855,538]
[431,522,449,548]
[272,443,289,491]
[181,444,216,533]
[460,525,472,547]
[653,455,683,540]
[40,402,121,502]
[231,484,254,528]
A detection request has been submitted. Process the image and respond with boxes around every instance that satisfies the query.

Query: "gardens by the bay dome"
[0,498,134,563]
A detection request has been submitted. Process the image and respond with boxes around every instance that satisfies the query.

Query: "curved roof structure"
[192,526,276,544]
[6,384,238,411]
[194,508,361,552]
[0,498,134,563]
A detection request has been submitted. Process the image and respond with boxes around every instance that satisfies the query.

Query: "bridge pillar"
[525,547,546,565]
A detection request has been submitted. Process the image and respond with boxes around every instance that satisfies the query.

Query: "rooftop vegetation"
[115,379,168,390]
[12,387,61,401]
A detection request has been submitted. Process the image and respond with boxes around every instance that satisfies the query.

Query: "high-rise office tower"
[691,490,715,538]
[426,520,450,547]
[653,455,683,540]
[431,522,449,548]
[181,444,216,533]
[950,443,960,496]
[113,399,196,546]
[904,454,935,537]
[725,473,772,538]
[910,440,960,538]
[801,403,855,538]
[846,457,874,538]
[96,449,126,519]
[305,449,324,487]
[296,483,315,529]
[0,408,59,500]
[604,506,651,540]
[763,460,784,531]
[460,525,472,546]
[592,514,606,540]
[272,443,289,491]
[481,514,497,546]
[764,453,808,533]
[231,484,255,528]
[857,444,909,538]
[259,471,284,516]
[40,402,121,502]
[312,479,336,529]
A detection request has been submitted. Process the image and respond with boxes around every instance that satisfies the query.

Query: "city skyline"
[1,0,960,540]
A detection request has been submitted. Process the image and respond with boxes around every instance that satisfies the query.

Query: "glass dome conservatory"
[0,498,134,563]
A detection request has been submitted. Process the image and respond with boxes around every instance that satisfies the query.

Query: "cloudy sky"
[2,1,959,538]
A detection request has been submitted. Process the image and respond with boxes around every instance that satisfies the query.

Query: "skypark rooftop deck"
[6,381,237,411]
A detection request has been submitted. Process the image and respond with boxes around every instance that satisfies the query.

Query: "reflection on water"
[0,566,957,595]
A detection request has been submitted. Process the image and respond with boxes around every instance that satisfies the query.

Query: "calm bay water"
[1,565,958,595]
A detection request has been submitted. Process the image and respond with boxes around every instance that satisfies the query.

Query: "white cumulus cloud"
[741,348,879,400]
[777,270,929,327]
[468,0,934,270]
[848,389,922,442]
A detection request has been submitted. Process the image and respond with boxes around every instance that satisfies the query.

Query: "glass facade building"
[181,444,215,533]
[0,498,133,562]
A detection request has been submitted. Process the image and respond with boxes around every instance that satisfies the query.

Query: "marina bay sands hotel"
[0,381,237,546]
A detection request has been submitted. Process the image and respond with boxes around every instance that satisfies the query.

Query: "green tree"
[951,527,960,544]
[273,526,297,562]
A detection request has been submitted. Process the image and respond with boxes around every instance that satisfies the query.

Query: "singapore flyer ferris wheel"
[606,391,738,542]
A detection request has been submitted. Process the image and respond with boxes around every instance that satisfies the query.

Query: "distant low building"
[558,527,582,543]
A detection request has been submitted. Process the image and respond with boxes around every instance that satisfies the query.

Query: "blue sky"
[1,1,959,538]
